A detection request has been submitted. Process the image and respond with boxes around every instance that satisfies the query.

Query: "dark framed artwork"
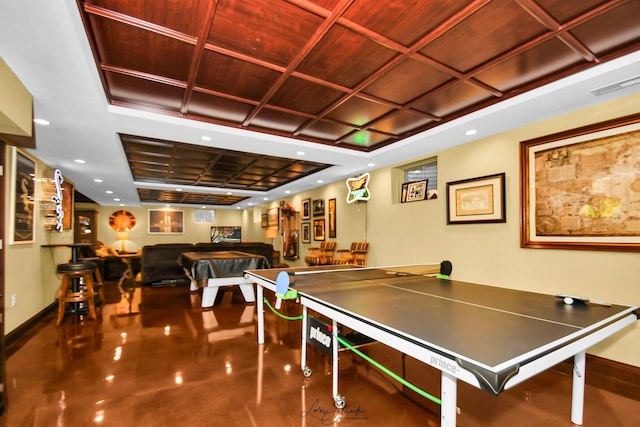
[148,209,185,234]
[261,213,268,228]
[10,148,36,244]
[521,113,640,252]
[301,198,311,220]
[266,207,279,228]
[328,198,336,238]
[312,198,325,217]
[313,219,325,241]
[446,173,506,224]
[401,180,428,203]
[301,222,311,244]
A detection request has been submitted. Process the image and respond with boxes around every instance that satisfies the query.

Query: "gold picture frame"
[313,218,325,241]
[520,113,640,252]
[266,207,279,228]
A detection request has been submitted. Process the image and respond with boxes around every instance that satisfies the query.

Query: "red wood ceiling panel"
[75,0,640,203]
[207,0,323,66]
[342,0,476,46]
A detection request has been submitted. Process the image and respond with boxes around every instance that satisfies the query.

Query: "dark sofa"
[141,242,274,287]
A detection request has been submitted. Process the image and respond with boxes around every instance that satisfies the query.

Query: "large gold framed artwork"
[520,113,640,252]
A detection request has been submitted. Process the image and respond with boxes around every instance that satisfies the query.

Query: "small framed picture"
[312,198,325,217]
[328,198,336,238]
[266,207,279,227]
[401,180,428,203]
[261,213,268,228]
[301,198,311,220]
[301,222,311,244]
[313,219,325,241]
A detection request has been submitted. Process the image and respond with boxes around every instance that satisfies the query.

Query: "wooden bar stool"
[56,261,98,325]
[78,256,105,305]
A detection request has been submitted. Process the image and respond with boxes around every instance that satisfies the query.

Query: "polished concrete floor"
[1,281,639,426]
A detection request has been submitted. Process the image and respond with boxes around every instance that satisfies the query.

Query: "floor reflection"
[1,281,638,427]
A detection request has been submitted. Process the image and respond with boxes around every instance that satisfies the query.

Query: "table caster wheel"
[334,396,345,409]
[302,367,313,377]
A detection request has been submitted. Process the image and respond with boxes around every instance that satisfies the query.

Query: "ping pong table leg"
[441,371,457,427]
[301,306,310,376]
[571,350,586,425]
[331,319,346,408]
[257,284,265,344]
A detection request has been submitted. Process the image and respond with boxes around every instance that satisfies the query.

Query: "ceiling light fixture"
[94,179,103,183]
[297,151,305,156]
[465,129,477,136]
[591,75,640,96]
[201,135,211,141]
[33,118,50,126]
[106,190,113,194]
[74,159,86,164]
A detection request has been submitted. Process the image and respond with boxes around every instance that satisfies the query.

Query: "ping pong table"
[244,264,638,427]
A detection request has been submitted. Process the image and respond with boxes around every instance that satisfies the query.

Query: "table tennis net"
[286,261,452,288]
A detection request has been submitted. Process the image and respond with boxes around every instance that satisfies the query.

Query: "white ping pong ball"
[564,297,574,305]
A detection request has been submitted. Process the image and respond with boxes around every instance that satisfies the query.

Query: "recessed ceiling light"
[317,180,323,184]
[297,151,305,156]
[176,188,182,192]
[201,135,212,141]
[94,179,103,183]
[263,197,268,201]
[33,118,50,126]
[368,163,375,167]
[226,192,232,195]
[74,159,86,164]
[285,190,291,194]
[465,129,477,136]
[165,204,171,207]
[114,198,120,202]
[106,190,113,194]
[248,203,253,206]
[119,203,125,207]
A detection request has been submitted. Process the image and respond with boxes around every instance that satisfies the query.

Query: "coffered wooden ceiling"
[75,0,640,204]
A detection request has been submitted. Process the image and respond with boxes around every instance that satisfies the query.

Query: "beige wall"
[83,204,243,251]
[3,184,243,333]
[249,92,640,368]
[4,92,639,368]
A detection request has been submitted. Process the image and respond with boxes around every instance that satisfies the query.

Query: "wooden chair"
[304,241,337,266]
[333,242,369,266]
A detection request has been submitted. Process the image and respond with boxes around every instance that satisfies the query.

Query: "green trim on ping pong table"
[263,297,304,320]
[262,296,442,405]
[337,336,442,405]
